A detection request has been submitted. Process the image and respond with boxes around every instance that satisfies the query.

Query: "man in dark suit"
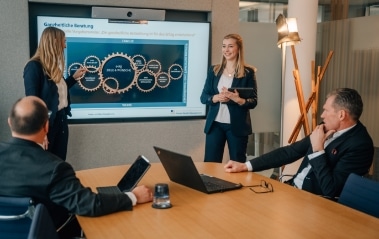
[0,96,153,238]
[224,88,374,198]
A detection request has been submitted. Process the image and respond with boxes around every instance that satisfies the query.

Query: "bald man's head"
[9,96,49,135]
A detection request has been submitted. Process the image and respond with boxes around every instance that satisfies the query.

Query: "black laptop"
[153,146,242,194]
[97,155,151,194]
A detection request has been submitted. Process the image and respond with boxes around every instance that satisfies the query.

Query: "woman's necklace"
[225,67,235,77]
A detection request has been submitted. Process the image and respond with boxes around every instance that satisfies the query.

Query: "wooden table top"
[76,162,379,239]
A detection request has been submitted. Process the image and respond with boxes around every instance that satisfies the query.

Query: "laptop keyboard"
[204,181,225,192]
[201,175,234,192]
[96,186,121,194]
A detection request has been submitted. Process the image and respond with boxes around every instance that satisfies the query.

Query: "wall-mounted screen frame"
[29,3,210,123]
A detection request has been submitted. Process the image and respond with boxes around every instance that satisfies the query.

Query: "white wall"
[240,22,281,134]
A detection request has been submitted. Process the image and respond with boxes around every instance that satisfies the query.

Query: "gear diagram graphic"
[102,77,119,94]
[98,52,136,94]
[84,55,101,73]
[67,52,183,95]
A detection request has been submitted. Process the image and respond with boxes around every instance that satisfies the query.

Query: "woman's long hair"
[30,27,65,83]
[213,33,255,78]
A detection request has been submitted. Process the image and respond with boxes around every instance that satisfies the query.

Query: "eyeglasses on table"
[248,180,274,194]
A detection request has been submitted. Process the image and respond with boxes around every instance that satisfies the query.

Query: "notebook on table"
[153,146,242,194]
[96,155,151,194]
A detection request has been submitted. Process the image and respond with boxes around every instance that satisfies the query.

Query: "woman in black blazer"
[23,27,87,160]
[200,33,258,163]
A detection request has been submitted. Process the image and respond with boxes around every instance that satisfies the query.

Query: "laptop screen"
[117,155,151,191]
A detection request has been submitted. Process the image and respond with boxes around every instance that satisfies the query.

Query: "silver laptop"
[97,155,151,194]
[153,146,242,194]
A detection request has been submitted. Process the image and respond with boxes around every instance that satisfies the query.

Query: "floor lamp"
[272,14,301,180]
[288,50,334,144]
[275,14,301,147]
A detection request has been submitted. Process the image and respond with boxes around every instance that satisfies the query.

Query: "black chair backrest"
[27,204,59,239]
[338,173,379,218]
[0,196,34,238]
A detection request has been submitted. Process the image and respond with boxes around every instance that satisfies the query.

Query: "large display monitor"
[36,16,210,122]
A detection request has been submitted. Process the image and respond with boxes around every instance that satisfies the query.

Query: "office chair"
[0,196,59,239]
[0,196,35,238]
[28,204,59,239]
[338,173,379,218]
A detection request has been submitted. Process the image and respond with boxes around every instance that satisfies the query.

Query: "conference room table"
[76,162,379,239]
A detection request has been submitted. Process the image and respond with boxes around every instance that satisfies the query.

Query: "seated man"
[0,96,153,238]
[224,88,374,198]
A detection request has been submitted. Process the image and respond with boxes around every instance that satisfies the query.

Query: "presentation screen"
[37,16,210,122]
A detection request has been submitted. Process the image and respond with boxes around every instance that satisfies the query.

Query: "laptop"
[97,155,151,194]
[153,146,242,194]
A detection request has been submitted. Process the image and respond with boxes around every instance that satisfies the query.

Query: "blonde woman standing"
[23,26,87,160]
[200,33,258,163]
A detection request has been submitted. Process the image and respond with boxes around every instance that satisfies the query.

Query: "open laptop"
[96,155,151,194]
[153,146,242,194]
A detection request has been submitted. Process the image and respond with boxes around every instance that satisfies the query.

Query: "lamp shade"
[276,14,301,48]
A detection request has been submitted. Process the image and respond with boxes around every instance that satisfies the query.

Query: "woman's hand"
[222,87,245,105]
[215,92,230,103]
[72,67,88,80]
